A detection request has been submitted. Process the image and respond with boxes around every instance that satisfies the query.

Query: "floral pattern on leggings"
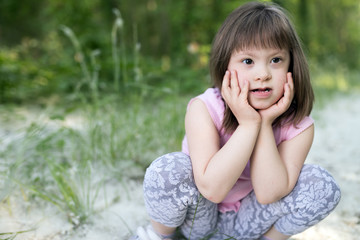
[143,152,341,240]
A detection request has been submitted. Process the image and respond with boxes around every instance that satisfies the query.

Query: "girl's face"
[227,47,291,110]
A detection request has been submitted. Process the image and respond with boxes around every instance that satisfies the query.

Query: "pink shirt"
[182,88,314,213]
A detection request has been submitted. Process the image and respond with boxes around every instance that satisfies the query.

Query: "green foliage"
[0,0,359,236]
[0,31,81,103]
[60,26,101,102]
[0,91,188,227]
[0,45,52,103]
[0,229,35,240]
[1,0,357,103]
[2,123,99,224]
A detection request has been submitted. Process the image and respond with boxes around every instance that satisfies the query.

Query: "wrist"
[259,113,277,126]
[236,114,262,128]
[237,121,261,131]
[260,119,274,129]
[233,122,261,144]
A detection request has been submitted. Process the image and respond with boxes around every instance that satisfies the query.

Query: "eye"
[242,59,253,65]
[271,57,281,63]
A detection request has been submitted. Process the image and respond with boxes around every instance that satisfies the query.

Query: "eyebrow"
[234,49,288,57]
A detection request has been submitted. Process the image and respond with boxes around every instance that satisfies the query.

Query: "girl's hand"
[259,72,295,125]
[221,70,261,126]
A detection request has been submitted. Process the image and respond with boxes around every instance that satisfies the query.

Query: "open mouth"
[251,88,271,92]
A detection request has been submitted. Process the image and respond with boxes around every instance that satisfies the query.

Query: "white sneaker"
[135,225,162,240]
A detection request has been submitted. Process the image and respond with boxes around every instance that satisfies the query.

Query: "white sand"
[293,94,360,240]
[1,93,359,239]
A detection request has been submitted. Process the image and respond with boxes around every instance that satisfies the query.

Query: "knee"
[297,164,341,214]
[276,165,341,235]
[144,152,194,192]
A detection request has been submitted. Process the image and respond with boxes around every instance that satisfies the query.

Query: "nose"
[255,65,271,81]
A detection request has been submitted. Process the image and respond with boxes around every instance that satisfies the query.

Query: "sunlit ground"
[0,69,359,239]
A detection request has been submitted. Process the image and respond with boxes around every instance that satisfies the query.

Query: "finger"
[221,71,230,94]
[280,73,294,104]
[287,72,295,97]
[280,83,292,109]
[283,83,291,100]
[287,72,293,84]
[239,79,249,102]
[221,71,230,89]
[222,71,230,87]
[230,70,240,94]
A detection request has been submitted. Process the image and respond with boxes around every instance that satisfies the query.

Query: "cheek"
[227,64,241,74]
[278,72,287,86]
[227,57,236,70]
[278,87,285,98]
[274,74,287,96]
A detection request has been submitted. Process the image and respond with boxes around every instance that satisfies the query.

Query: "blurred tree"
[309,0,360,68]
[0,0,47,45]
[0,0,359,102]
[297,0,309,48]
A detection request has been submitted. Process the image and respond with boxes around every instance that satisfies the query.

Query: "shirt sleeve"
[280,116,314,142]
[182,88,224,154]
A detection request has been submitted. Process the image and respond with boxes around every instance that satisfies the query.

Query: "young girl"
[133,2,341,240]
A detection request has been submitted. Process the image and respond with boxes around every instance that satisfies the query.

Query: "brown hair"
[209,1,314,133]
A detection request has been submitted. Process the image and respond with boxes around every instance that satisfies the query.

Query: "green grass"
[0,65,359,238]
[0,229,35,240]
[0,92,188,229]
[0,10,201,237]
[0,10,359,236]
[0,3,358,238]
[1,65,360,237]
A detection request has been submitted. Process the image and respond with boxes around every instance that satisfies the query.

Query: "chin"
[249,97,282,110]
[250,102,272,110]
[254,106,270,111]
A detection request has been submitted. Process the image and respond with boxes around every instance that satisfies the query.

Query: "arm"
[185,71,260,203]
[250,72,314,204]
[250,122,314,204]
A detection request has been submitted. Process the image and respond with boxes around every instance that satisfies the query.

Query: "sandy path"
[292,93,360,240]
[1,93,359,239]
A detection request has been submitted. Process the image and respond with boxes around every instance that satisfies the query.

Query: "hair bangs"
[234,9,291,52]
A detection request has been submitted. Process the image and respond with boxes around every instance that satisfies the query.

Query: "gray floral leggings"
[143,152,341,239]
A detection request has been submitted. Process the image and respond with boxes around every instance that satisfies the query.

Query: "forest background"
[1,0,359,103]
[0,0,359,239]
